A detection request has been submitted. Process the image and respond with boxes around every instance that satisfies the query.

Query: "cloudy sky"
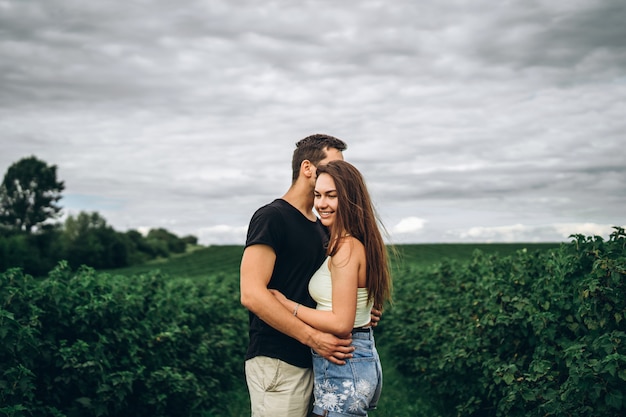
[1,0,624,245]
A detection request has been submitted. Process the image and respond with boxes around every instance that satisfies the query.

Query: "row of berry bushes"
[0,263,247,417]
[384,227,625,417]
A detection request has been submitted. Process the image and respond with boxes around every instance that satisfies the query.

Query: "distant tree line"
[0,156,198,275]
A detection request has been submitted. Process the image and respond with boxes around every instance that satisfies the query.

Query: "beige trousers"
[245,356,314,417]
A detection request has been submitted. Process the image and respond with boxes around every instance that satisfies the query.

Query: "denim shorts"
[311,328,382,416]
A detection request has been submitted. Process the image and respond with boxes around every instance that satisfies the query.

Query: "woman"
[270,160,392,416]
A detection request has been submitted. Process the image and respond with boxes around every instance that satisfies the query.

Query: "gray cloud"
[1,0,624,245]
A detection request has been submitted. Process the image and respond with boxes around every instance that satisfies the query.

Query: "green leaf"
[605,390,623,409]
[75,397,92,407]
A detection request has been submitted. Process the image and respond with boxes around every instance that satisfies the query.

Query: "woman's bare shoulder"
[332,236,365,267]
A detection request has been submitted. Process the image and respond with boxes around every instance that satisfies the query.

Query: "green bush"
[0,262,247,417]
[0,230,63,276]
[385,227,626,417]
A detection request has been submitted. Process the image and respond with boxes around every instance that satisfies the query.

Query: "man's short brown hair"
[291,134,347,182]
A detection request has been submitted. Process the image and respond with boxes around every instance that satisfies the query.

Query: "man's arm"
[239,244,354,364]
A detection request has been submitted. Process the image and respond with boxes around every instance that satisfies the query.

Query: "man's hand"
[309,331,354,365]
[370,307,383,327]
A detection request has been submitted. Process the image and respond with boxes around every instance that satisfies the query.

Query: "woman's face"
[314,173,338,227]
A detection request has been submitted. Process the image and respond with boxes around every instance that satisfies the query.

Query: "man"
[240,134,354,416]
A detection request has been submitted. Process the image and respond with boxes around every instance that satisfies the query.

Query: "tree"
[61,211,131,269]
[0,156,65,233]
[63,211,107,241]
[147,227,187,254]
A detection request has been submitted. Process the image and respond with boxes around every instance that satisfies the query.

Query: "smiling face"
[314,173,338,227]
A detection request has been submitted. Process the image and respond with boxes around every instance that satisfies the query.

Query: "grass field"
[111,242,561,416]
[112,242,560,280]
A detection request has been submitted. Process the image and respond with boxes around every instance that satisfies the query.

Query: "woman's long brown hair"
[316,160,392,310]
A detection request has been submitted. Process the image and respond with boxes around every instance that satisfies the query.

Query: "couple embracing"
[240,134,392,417]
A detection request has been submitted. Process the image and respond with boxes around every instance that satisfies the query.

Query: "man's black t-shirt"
[244,198,329,368]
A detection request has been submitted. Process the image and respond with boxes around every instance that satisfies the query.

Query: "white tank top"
[308,257,373,328]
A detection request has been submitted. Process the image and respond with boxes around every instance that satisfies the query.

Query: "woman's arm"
[271,238,365,337]
[241,244,354,363]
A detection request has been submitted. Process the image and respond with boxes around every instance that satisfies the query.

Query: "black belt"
[352,327,371,334]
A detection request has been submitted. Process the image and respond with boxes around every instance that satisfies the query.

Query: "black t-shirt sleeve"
[245,203,283,253]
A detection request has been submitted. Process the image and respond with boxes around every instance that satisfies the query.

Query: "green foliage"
[0,156,64,233]
[61,212,132,270]
[0,228,64,275]
[0,209,200,275]
[394,242,560,269]
[146,228,187,254]
[0,155,203,274]
[0,261,247,417]
[111,245,244,280]
[3,235,623,417]
[384,227,626,417]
